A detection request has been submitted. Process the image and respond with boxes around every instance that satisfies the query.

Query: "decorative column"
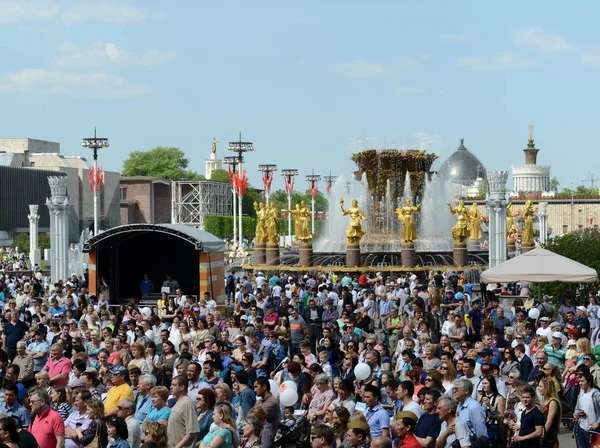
[28,205,40,268]
[486,171,509,268]
[538,202,549,245]
[281,169,298,247]
[46,176,70,282]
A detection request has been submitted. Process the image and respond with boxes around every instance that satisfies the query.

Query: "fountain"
[68,229,93,278]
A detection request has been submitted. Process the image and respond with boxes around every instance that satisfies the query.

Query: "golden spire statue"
[340,198,367,244]
[506,203,521,241]
[468,203,483,241]
[447,199,470,244]
[212,138,218,154]
[265,202,279,244]
[253,202,267,244]
[521,200,538,244]
[288,201,312,243]
[528,124,534,142]
[395,198,421,244]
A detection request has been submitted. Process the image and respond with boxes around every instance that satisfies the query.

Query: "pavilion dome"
[437,138,486,185]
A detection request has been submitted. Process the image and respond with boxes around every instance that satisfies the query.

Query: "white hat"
[552,332,563,339]
[576,306,588,313]
[568,339,577,346]
[539,317,550,322]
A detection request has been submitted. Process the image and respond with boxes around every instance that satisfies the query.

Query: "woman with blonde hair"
[199,404,236,448]
[143,422,168,448]
[537,376,561,448]
[438,360,456,392]
[77,398,109,448]
[129,342,151,374]
[214,383,232,404]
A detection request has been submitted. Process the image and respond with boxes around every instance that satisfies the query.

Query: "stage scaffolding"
[171,180,232,228]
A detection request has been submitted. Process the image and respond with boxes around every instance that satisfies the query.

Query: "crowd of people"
[0,266,599,448]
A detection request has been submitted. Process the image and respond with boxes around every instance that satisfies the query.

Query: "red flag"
[262,171,274,192]
[88,167,104,193]
[284,176,295,196]
[236,170,248,196]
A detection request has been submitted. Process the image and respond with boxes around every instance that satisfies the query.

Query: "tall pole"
[228,133,254,248]
[305,172,321,235]
[82,128,109,235]
[324,174,336,235]
[281,169,298,245]
[224,157,239,247]
[259,164,277,204]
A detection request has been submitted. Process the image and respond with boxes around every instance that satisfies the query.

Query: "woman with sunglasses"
[438,361,456,392]
[477,375,505,447]
[499,348,519,380]
[537,376,561,448]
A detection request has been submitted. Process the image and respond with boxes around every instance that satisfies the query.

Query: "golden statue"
[340,198,367,244]
[468,203,483,241]
[253,201,267,244]
[521,200,538,244]
[506,203,521,241]
[289,201,312,243]
[529,124,534,141]
[447,199,470,244]
[395,198,421,244]
[265,202,279,244]
[211,138,217,154]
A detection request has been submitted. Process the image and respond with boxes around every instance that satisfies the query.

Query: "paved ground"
[558,426,577,448]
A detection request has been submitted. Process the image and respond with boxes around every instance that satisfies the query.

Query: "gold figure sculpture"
[340,198,367,244]
[447,199,470,244]
[506,203,521,241]
[521,200,538,244]
[212,138,217,154]
[468,203,483,241]
[265,202,279,244]
[395,198,421,244]
[289,201,312,243]
[254,202,267,244]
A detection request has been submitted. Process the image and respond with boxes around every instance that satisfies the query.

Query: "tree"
[12,233,50,253]
[122,147,204,181]
[540,228,600,302]
[557,184,598,198]
[550,177,560,192]
[209,168,230,182]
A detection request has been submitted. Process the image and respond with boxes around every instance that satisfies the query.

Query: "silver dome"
[437,139,486,185]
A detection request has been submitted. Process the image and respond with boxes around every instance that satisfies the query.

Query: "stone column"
[28,205,40,268]
[254,243,266,265]
[266,243,280,266]
[46,176,70,282]
[298,242,313,267]
[538,202,549,245]
[346,243,361,267]
[400,242,416,267]
[486,171,509,268]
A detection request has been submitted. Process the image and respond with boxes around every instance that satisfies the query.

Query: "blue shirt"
[27,340,50,371]
[458,397,488,438]
[0,401,30,427]
[140,280,154,295]
[365,404,390,437]
[109,438,130,448]
[146,406,171,423]
[135,394,153,425]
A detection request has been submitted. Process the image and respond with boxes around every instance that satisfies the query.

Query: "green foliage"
[557,184,599,198]
[209,169,230,182]
[122,147,205,181]
[268,189,329,215]
[541,228,600,302]
[203,214,326,239]
[11,233,50,253]
[550,177,560,192]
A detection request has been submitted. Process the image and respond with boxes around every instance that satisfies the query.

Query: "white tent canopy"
[481,248,599,284]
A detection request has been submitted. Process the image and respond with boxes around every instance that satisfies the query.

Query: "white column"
[232,185,237,247]
[287,195,292,243]
[46,176,70,282]
[28,205,40,267]
[538,202,549,245]
[486,171,509,268]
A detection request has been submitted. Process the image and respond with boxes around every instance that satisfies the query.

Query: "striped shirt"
[543,343,566,369]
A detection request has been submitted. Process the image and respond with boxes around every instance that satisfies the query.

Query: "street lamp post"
[323,174,336,234]
[344,181,352,197]
[258,164,277,204]
[81,128,109,235]
[228,133,254,247]
[305,172,321,234]
[281,169,298,244]
[224,156,240,247]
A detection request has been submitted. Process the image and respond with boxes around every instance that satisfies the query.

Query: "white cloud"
[456,52,535,70]
[392,86,426,96]
[334,60,385,79]
[0,0,59,23]
[0,68,151,98]
[54,41,176,69]
[0,1,163,24]
[334,54,429,79]
[581,54,600,66]
[59,2,164,25]
[513,28,570,54]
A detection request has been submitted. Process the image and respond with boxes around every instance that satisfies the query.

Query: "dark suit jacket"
[304,307,323,326]
[519,355,533,381]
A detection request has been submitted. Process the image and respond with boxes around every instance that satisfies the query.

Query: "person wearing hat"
[104,365,134,418]
[346,417,371,448]
[575,306,591,339]
[543,332,567,370]
[536,317,553,339]
[393,410,420,448]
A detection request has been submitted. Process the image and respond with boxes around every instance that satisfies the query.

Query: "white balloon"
[141,307,152,318]
[528,308,540,320]
[279,380,297,393]
[269,380,279,398]
[354,362,371,381]
[279,388,299,407]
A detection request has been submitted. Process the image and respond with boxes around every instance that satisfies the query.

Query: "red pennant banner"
[284,176,295,196]
[88,167,104,193]
[262,172,274,192]
[236,170,248,196]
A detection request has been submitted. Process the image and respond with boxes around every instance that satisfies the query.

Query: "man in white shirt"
[536,317,553,338]
[117,399,141,448]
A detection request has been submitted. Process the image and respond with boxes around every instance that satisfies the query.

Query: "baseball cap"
[478,349,493,357]
[240,315,248,321]
[576,306,588,313]
[68,378,86,389]
[568,339,577,346]
[109,365,128,376]
[471,297,481,303]
[539,317,550,322]
[552,332,563,339]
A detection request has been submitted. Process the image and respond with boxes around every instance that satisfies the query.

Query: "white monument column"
[538,202,549,245]
[28,205,40,268]
[486,171,509,268]
[46,176,70,282]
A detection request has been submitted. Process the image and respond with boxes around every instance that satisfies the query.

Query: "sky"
[1,0,600,191]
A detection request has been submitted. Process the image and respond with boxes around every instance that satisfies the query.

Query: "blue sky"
[1,0,599,190]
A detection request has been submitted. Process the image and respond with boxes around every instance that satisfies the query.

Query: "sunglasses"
[584,357,592,361]
[426,378,433,381]
[440,366,448,370]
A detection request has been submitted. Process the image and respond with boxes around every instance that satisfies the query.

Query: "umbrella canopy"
[481,248,599,284]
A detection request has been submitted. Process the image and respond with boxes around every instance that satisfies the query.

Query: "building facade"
[120,177,172,225]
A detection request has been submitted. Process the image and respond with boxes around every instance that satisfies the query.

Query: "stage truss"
[171,180,232,228]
